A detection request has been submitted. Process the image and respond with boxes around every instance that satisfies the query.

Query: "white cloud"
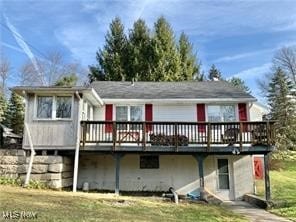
[213,49,273,63]
[55,24,102,66]
[231,63,271,81]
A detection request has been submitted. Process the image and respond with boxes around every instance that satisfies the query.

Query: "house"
[13,81,275,201]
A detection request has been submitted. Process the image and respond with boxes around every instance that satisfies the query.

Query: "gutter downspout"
[73,91,82,192]
[23,92,35,187]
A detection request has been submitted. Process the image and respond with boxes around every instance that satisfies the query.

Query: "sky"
[1,0,296,103]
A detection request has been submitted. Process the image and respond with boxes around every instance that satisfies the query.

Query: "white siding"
[93,105,105,120]
[93,104,197,122]
[153,104,196,121]
[249,103,268,121]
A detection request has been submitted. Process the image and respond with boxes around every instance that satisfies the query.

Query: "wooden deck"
[80,121,275,154]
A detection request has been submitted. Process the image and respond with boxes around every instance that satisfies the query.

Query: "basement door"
[216,158,234,200]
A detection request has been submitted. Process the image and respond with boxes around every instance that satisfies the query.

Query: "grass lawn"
[256,160,296,221]
[0,185,247,222]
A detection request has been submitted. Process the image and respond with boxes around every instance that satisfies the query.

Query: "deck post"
[73,92,82,192]
[114,153,124,195]
[264,153,271,201]
[207,123,211,150]
[193,155,206,200]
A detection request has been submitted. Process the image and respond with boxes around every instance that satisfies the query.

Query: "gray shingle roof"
[91,81,255,100]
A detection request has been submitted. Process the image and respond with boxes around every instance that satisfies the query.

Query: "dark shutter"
[145,104,153,132]
[238,103,247,121]
[197,104,206,132]
[105,104,113,133]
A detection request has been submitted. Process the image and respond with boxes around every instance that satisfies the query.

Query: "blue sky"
[1,0,296,102]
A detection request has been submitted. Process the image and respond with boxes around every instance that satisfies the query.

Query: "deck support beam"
[73,91,82,192]
[193,155,207,200]
[114,153,124,195]
[264,153,271,201]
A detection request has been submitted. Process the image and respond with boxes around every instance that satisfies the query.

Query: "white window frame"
[114,105,144,131]
[114,105,144,122]
[82,100,93,121]
[206,104,238,122]
[34,94,74,121]
[216,157,230,191]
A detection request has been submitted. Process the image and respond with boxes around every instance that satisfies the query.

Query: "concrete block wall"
[0,149,73,189]
[78,154,254,200]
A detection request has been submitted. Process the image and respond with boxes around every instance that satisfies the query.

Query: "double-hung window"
[116,105,143,130]
[56,96,72,119]
[36,95,72,120]
[37,96,53,118]
[207,105,236,122]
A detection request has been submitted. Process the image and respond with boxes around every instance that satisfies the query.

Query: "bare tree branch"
[0,55,11,95]
[273,46,296,84]
[19,50,87,86]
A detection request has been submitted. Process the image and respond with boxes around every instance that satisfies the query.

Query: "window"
[207,105,236,122]
[36,95,72,120]
[130,106,142,121]
[140,156,159,169]
[217,159,230,189]
[116,106,128,121]
[56,96,72,118]
[116,105,143,130]
[37,96,53,118]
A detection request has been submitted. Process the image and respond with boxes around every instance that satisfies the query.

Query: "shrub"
[150,134,189,146]
[0,176,22,186]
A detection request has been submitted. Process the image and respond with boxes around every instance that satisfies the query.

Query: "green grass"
[0,185,247,222]
[256,160,296,221]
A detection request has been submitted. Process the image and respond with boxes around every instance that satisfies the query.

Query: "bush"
[0,176,22,186]
[150,134,189,146]
[0,176,47,189]
[26,180,48,189]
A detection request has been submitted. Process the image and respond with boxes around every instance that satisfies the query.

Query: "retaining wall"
[0,149,73,189]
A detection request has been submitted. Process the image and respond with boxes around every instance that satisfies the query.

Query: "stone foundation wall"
[0,149,73,189]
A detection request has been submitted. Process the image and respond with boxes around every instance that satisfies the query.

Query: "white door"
[216,158,234,200]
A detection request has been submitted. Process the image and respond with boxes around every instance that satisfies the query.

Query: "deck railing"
[80,121,275,150]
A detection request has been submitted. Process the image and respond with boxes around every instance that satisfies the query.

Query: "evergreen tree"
[228,77,251,94]
[128,19,153,81]
[151,16,181,81]
[88,16,203,82]
[88,66,106,82]
[0,93,7,123]
[55,74,78,86]
[5,92,24,134]
[208,64,222,80]
[89,17,128,81]
[267,67,296,150]
[178,32,201,80]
